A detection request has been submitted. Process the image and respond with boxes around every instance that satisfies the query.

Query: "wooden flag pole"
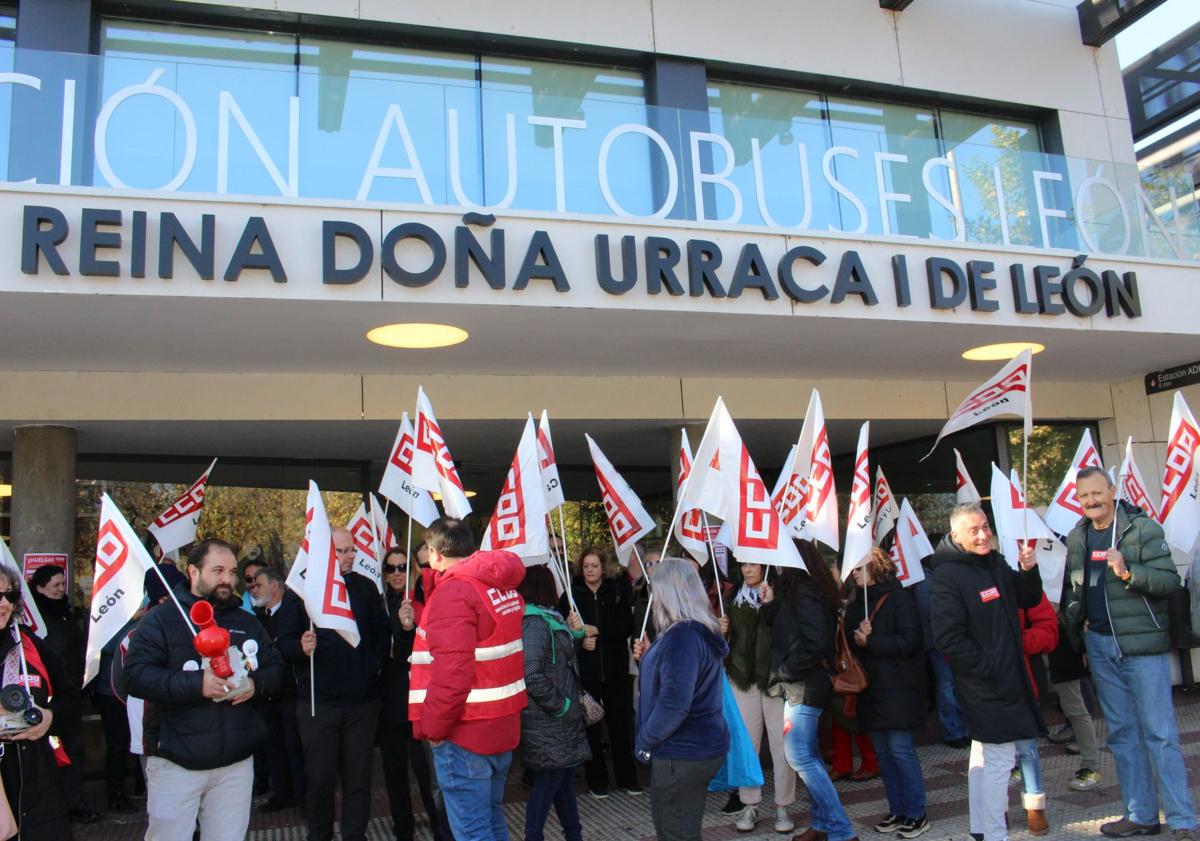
[308,619,316,717]
[556,505,578,612]
[404,514,413,602]
[699,512,724,619]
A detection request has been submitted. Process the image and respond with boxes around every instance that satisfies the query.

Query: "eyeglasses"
[0,591,17,604]
[384,564,407,574]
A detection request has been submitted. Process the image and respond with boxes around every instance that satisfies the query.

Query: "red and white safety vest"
[409,576,527,722]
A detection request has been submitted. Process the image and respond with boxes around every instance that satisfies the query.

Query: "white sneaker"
[774,807,795,833]
[735,805,758,832]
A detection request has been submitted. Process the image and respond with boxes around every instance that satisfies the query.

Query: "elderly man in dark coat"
[931,502,1040,841]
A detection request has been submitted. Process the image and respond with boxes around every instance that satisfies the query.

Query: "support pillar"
[10,425,77,584]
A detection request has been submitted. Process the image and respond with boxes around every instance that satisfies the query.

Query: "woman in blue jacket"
[633,558,729,841]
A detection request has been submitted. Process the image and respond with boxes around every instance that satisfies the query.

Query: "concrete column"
[10,425,77,581]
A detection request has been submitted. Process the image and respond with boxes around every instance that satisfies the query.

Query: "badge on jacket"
[979,587,1000,603]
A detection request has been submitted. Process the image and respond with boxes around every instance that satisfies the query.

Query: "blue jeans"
[782,702,856,841]
[525,767,581,841]
[1015,738,1045,809]
[928,650,967,741]
[430,741,512,841]
[869,729,926,819]
[1085,630,1198,830]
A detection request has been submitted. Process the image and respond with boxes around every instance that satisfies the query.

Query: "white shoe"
[735,805,758,832]
[774,807,795,833]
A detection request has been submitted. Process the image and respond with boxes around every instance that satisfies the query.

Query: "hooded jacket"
[635,619,729,762]
[929,535,1044,744]
[410,550,526,754]
[1061,501,1179,656]
[123,585,285,771]
[519,606,590,770]
[845,577,927,731]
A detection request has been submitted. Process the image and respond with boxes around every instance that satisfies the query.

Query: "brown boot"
[1026,809,1049,836]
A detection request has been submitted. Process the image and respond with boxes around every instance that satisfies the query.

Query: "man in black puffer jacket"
[931,502,1040,841]
[124,538,284,841]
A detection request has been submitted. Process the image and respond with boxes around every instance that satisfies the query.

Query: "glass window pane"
[298,40,478,203]
[706,82,838,229]
[97,21,298,194]
[939,111,1044,248]
[827,97,943,238]
[480,57,649,215]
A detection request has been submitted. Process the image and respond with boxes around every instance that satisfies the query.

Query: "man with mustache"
[1062,467,1196,840]
[124,538,285,841]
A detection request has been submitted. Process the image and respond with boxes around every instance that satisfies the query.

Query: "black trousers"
[649,755,724,841]
[297,698,380,841]
[93,694,134,799]
[377,715,451,841]
[261,696,305,802]
[582,676,638,791]
[55,698,86,809]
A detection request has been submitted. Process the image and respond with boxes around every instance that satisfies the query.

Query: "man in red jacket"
[410,517,527,841]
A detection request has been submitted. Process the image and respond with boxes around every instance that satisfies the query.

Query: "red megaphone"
[190,601,233,678]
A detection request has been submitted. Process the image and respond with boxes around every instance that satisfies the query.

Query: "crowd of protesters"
[0,468,1196,841]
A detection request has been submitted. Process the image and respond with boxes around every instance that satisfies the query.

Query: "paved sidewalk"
[77,689,1200,841]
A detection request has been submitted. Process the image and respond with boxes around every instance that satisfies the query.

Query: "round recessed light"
[366,323,468,349]
[962,341,1045,361]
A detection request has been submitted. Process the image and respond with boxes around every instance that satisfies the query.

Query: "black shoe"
[258,797,297,813]
[722,792,745,814]
[1101,817,1162,837]
[68,808,101,824]
[107,794,138,814]
[944,737,970,749]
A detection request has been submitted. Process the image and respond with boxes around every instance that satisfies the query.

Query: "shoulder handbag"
[831,593,890,696]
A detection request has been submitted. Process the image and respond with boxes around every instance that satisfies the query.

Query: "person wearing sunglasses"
[0,563,74,841]
[378,547,451,841]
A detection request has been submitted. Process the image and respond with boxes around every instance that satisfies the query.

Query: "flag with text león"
[690,401,804,569]
[346,503,383,593]
[1117,438,1160,522]
[841,423,873,580]
[889,499,932,588]
[0,537,45,639]
[872,466,901,546]
[296,482,360,648]
[773,390,838,551]
[379,412,439,527]
[1159,392,1200,554]
[412,387,473,519]
[483,415,550,564]
[586,435,655,567]
[537,410,566,511]
[954,449,982,504]
[924,349,1033,459]
[84,495,155,686]
[674,428,710,564]
[1044,429,1104,536]
[148,459,217,554]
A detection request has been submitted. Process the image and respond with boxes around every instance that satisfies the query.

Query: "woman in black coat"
[519,566,590,841]
[845,547,928,836]
[0,563,76,841]
[571,547,638,797]
[30,564,97,823]
[378,548,450,841]
[763,542,858,841]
